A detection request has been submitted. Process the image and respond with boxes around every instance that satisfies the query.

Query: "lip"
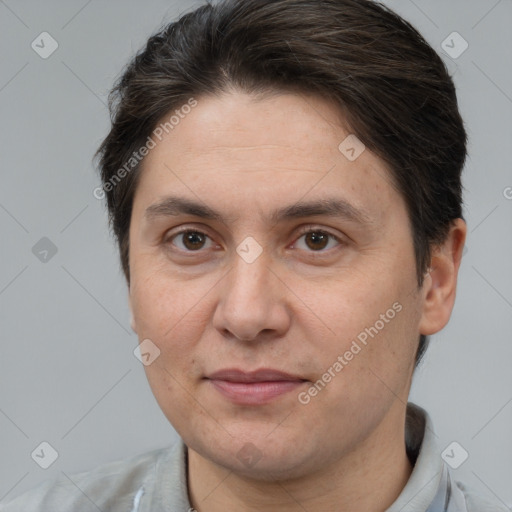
[205,368,308,405]
[207,368,305,382]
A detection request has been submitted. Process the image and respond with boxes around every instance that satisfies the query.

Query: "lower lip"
[208,379,306,405]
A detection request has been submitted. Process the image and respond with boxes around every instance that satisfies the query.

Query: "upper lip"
[206,368,306,383]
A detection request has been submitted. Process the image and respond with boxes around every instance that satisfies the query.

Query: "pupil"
[307,232,328,250]
[184,232,205,250]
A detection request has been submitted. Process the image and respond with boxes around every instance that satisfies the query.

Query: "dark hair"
[95,0,467,366]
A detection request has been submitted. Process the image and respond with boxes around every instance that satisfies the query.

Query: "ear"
[418,218,467,336]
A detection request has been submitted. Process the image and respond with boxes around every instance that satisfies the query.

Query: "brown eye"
[294,229,342,253]
[304,232,329,251]
[167,230,214,252]
[182,231,206,250]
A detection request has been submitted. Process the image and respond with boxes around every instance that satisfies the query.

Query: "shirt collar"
[386,402,464,512]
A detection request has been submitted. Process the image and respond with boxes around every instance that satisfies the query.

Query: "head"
[95,0,467,480]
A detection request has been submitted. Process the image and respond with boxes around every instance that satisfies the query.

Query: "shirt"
[1,403,507,511]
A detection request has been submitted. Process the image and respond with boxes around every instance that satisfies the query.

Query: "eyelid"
[164,224,214,241]
[294,224,344,242]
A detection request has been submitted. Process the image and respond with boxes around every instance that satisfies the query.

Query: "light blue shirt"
[1,403,507,511]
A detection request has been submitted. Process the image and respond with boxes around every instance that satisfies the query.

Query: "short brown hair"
[95,0,468,366]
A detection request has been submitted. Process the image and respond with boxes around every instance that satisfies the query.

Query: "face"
[128,90,429,480]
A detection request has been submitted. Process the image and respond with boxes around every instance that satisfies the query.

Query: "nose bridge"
[213,246,289,341]
[227,249,272,305]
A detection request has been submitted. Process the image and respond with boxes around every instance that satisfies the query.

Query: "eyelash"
[164,225,344,256]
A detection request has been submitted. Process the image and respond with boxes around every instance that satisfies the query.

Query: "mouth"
[205,368,308,405]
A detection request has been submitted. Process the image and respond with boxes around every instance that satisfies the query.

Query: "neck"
[187,404,413,512]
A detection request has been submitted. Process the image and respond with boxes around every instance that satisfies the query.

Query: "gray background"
[1,0,511,507]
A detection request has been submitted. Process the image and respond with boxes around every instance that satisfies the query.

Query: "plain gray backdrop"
[1,0,511,507]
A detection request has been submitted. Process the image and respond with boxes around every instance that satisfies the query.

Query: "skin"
[128,90,466,511]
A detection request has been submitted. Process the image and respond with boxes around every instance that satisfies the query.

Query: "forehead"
[133,90,400,224]
[148,90,353,158]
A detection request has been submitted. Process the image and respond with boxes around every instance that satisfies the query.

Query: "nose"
[212,250,291,342]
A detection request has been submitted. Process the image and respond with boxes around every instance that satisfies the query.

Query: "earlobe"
[418,219,467,336]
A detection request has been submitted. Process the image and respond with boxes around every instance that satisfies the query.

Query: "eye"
[293,228,342,252]
[164,226,344,255]
[166,229,216,252]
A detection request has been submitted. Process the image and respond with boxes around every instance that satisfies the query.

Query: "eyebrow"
[144,195,373,225]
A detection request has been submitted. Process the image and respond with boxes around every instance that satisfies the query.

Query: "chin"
[194,432,320,482]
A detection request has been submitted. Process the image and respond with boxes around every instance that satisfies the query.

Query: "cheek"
[132,273,209,427]
[130,269,220,383]
[295,272,392,344]
[130,264,208,337]
[300,268,418,380]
